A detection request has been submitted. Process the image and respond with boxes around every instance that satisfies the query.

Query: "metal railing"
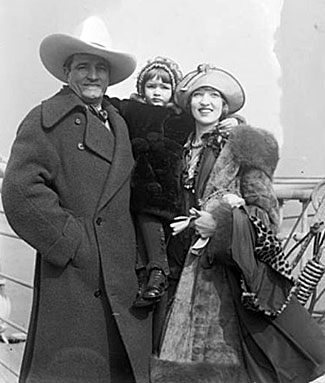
[0,207,32,382]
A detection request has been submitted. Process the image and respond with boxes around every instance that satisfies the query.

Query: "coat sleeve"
[2,108,83,268]
[108,97,169,139]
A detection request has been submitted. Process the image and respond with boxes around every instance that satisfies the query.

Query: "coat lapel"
[195,148,216,201]
[42,86,86,128]
[97,103,134,212]
[84,111,115,162]
[42,88,133,212]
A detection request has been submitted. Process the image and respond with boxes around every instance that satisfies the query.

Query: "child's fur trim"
[228,125,279,178]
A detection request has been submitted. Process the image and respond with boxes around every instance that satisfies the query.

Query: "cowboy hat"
[175,64,245,114]
[39,17,136,86]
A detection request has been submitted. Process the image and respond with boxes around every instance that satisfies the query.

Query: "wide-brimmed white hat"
[175,64,245,114]
[39,16,136,86]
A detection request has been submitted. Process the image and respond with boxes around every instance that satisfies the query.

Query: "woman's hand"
[222,193,245,208]
[193,210,217,239]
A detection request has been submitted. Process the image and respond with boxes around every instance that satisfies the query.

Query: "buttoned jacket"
[2,86,152,383]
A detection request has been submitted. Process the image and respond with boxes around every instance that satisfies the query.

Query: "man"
[2,26,154,383]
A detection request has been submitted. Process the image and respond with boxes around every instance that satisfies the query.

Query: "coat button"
[96,217,103,226]
[77,142,85,150]
[94,289,102,298]
[75,118,81,125]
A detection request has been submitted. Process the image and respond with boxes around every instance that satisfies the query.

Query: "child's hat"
[136,56,183,96]
[175,64,245,114]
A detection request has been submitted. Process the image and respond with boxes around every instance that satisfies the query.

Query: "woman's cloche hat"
[175,64,245,114]
[39,16,137,86]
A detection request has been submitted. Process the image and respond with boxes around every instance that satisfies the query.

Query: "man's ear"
[63,67,70,82]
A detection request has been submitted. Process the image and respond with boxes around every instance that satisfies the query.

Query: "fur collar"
[227,125,279,179]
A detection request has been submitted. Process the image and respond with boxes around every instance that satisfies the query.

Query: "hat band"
[179,71,207,92]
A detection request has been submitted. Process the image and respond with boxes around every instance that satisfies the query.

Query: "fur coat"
[130,112,194,221]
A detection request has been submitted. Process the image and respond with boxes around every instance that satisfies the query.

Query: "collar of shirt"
[88,105,112,132]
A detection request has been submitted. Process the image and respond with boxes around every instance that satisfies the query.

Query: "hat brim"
[175,68,245,114]
[39,34,136,86]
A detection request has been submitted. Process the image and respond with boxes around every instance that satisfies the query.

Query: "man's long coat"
[2,87,152,383]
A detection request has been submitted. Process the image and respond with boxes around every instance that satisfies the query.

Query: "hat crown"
[77,16,113,49]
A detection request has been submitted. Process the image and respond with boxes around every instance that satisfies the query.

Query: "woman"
[152,64,325,383]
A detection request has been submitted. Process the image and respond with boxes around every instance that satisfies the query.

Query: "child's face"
[144,75,173,107]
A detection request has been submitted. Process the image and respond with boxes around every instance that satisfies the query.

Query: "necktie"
[89,105,108,123]
[88,105,113,135]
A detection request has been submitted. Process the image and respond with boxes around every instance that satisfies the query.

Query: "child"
[130,57,184,307]
[129,57,245,308]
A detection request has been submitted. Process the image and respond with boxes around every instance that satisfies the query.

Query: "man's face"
[65,53,110,106]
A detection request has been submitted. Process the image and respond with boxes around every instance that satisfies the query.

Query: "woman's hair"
[136,56,183,98]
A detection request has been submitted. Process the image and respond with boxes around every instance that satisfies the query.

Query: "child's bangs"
[145,68,172,84]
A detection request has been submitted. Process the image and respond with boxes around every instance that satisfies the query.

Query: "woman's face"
[190,87,223,127]
[144,75,173,107]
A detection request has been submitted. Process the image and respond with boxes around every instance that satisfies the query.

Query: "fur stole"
[227,124,279,179]
[203,125,280,228]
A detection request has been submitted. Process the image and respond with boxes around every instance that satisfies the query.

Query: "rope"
[282,198,311,251]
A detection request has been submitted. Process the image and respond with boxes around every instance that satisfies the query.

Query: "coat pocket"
[44,215,84,268]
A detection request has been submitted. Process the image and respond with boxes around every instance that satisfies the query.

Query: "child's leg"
[132,219,151,307]
[137,213,169,275]
[135,220,148,272]
[137,213,169,299]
